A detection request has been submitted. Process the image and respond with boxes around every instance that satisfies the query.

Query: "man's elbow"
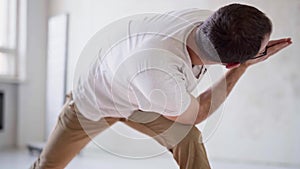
[194,108,210,124]
[194,116,204,125]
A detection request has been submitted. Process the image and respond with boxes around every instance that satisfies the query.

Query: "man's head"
[198,3,272,65]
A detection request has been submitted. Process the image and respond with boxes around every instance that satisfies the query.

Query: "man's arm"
[165,65,247,125]
[195,65,247,124]
[165,37,292,125]
[164,65,247,125]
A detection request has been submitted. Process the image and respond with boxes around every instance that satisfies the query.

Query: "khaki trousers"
[30,93,211,169]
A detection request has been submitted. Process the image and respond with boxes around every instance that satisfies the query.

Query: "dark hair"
[200,3,272,63]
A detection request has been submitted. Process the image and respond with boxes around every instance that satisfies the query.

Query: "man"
[31,3,292,169]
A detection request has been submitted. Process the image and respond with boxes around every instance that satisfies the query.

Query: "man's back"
[73,9,212,121]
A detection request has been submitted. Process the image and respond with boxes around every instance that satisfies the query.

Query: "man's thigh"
[122,110,197,149]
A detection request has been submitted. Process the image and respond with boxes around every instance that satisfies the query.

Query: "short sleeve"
[130,66,191,116]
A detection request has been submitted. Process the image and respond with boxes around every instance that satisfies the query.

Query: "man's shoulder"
[165,8,213,20]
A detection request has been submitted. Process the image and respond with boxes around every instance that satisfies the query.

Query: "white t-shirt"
[73,9,212,121]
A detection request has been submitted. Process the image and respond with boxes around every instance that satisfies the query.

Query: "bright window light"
[0,0,17,77]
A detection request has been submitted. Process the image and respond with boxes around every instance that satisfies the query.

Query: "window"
[0,0,17,77]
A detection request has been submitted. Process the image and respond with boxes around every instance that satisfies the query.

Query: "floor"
[0,148,299,169]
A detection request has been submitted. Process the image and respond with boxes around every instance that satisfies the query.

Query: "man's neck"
[186,26,218,66]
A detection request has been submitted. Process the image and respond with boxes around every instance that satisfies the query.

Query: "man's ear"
[225,62,241,69]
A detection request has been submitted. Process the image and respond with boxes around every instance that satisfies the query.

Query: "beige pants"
[30,93,211,169]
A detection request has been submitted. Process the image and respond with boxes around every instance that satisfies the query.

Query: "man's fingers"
[244,38,292,66]
[268,38,292,47]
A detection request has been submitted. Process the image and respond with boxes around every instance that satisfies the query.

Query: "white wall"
[196,1,300,166]
[49,0,300,166]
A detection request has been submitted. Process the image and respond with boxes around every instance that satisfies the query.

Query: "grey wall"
[0,0,57,150]
[0,84,18,149]
[0,0,48,149]
[47,0,300,166]
[17,0,48,147]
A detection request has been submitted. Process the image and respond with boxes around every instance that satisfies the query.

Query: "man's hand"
[243,38,292,67]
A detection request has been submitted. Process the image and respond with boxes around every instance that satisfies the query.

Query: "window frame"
[0,0,20,83]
